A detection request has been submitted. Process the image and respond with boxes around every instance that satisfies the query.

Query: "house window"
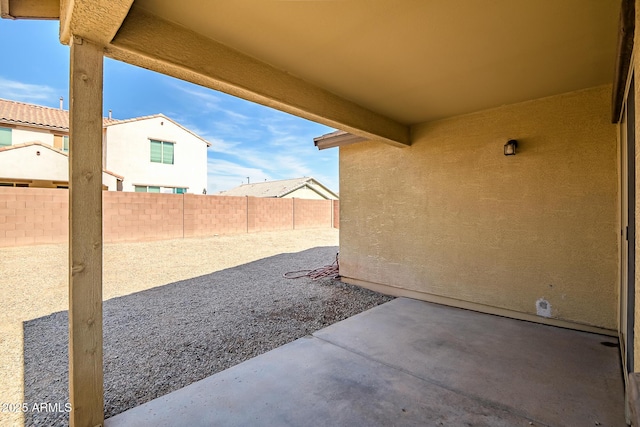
[134,185,161,193]
[150,140,174,164]
[173,187,186,194]
[0,128,11,147]
[54,135,69,152]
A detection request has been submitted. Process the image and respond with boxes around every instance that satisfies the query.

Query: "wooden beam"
[68,36,104,427]
[107,5,410,147]
[1,0,59,19]
[60,0,133,45]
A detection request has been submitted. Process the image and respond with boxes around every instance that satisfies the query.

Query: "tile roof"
[0,140,67,154]
[0,100,209,147]
[0,99,70,131]
[220,177,338,199]
[0,98,122,132]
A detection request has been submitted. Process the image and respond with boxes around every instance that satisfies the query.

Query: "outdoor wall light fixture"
[504,139,518,156]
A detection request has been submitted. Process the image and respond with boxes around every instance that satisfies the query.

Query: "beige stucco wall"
[340,85,618,331]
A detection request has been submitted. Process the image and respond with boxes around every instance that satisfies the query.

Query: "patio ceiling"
[134,0,620,125]
[2,0,621,144]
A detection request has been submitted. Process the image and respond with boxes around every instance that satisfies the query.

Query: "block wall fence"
[0,188,339,247]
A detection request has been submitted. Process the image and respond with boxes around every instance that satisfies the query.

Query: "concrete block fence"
[0,188,339,247]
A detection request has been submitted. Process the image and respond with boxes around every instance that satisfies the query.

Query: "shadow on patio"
[22,246,391,426]
[104,298,624,427]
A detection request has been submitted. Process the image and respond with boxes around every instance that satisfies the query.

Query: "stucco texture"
[340,86,618,330]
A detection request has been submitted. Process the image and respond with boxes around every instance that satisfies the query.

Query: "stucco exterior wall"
[104,117,208,193]
[10,127,56,146]
[340,85,618,331]
[0,145,67,181]
[0,145,118,189]
[101,172,119,191]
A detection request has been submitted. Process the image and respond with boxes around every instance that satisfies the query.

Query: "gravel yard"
[0,229,392,426]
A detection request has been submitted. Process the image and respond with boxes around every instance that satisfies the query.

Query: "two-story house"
[0,98,210,193]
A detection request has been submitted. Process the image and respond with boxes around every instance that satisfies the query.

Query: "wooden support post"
[68,36,104,427]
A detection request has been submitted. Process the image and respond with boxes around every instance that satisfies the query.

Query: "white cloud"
[229,148,311,177]
[170,83,222,110]
[0,77,58,104]
[224,110,250,122]
[171,82,252,123]
[208,158,267,177]
[207,153,337,194]
[206,137,240,153]
[161,112,240,155]
[169,79,339,194]
[270,154,313,177]
[207,158,271,193]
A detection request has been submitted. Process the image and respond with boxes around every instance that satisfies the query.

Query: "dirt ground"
[0,229,339,427]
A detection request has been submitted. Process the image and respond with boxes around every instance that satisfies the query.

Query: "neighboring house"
[220,177,338,200]
[0,141,121,190]
[0,99,210,193]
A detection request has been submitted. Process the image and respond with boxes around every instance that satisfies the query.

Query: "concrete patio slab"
[105,298,625,427]
[315,298,625,427]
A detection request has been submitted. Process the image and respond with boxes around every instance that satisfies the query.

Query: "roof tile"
[0,99,210,146]
[0,98,122,132]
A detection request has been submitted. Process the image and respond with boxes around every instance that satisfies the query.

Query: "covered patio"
[105,298,624,426]
[0,1,634,425]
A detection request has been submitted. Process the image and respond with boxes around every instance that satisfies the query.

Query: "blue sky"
[0,19,338,193]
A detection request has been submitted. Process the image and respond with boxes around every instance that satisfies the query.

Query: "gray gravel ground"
[22,246,392,426]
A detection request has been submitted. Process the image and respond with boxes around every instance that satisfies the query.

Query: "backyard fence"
[0,187,339,247]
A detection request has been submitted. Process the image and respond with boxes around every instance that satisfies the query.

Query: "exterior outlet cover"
[536,298,552,318]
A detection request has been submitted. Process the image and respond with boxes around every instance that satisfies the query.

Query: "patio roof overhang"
[0,1,625,426]
[313,130,366,150]
[0,0,621,146]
